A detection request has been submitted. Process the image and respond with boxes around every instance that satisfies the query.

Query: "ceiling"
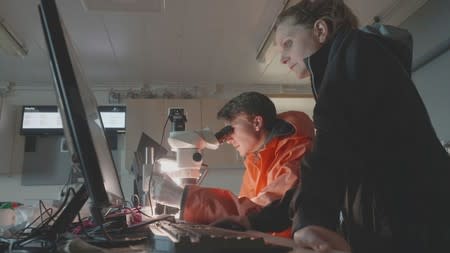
[0,0,424,101]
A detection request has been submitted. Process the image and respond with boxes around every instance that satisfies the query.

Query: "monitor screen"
[39,0,124,221]
[98,106,126,132]
[20,105,126,135]
[21,105,63,135]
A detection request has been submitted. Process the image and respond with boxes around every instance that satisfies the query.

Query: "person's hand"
[293,225,351,253]
[210,215,251,231]
[150,172,184,208]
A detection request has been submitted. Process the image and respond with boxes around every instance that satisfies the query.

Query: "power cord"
[11,187,78,250]
[159,115,170,146]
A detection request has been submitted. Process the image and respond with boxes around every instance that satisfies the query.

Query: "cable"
[146,164,155,216]
[12,186,76,248]
[60,165,74,198]
[13,203,54,238]
[136,206,153,219]
[99,223,113,242]
[104,208,114,217]
[160,115,170,146]
[125,214,175,230]
[151,114,170,218]
[146,192,154,216]
[131,194,140,208]
[38,200,54,225]
[197,164,209,185]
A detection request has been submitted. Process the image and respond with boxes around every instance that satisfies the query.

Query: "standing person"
[151,91,314,237]
[272,0,450,252]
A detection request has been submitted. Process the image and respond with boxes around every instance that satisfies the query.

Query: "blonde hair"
[276,0,358,36]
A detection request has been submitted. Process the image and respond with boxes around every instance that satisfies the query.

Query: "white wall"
[0,102,65,204]
[272,97,315,118]
[0,97,15,174]
[400,0,450,141]
[412,50,450,140]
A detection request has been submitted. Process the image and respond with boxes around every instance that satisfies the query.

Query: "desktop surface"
[74,220,292,253]
[1,218,306,253]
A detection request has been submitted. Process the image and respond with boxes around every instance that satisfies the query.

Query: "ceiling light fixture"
[0,19,27,57]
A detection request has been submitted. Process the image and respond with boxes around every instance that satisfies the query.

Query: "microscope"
[145,108,234,215]
[158,108,225,186]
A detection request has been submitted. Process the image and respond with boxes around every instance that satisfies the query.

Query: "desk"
[3,237,341,253]
[63,229,296,253]
[2,222,336,253]
[65,239,341,253]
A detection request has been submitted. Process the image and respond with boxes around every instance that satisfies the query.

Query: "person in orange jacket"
[151,91,314,237]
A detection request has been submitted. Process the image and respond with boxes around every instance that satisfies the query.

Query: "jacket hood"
[361,23,413,76]
[277,111,314,140]
[259,111,314,152]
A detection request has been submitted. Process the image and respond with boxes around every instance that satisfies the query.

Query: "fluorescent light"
[0,19,27,57]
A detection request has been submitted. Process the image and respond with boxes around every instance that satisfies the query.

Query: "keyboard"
[149,220,293,253]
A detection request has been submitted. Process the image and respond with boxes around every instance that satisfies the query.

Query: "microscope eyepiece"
[215,125,234,144]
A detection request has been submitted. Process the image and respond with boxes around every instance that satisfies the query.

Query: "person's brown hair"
[276,0,358,37]
[217,92,277,130]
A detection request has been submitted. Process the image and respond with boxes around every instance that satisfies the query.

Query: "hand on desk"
[150,172,184,208]
[293,225,351,253]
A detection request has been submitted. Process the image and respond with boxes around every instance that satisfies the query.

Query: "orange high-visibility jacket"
[180,111,314,237]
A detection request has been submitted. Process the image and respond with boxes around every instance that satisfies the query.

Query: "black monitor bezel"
[38,0,125,228]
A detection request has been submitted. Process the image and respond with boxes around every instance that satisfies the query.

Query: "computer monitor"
[98,106,127,132]
[20,105,64,135]
[20,105,127,135]
[131,133,168,203]
[38,0,124,227]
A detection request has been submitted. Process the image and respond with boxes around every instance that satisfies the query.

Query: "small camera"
[168,108,186,132]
